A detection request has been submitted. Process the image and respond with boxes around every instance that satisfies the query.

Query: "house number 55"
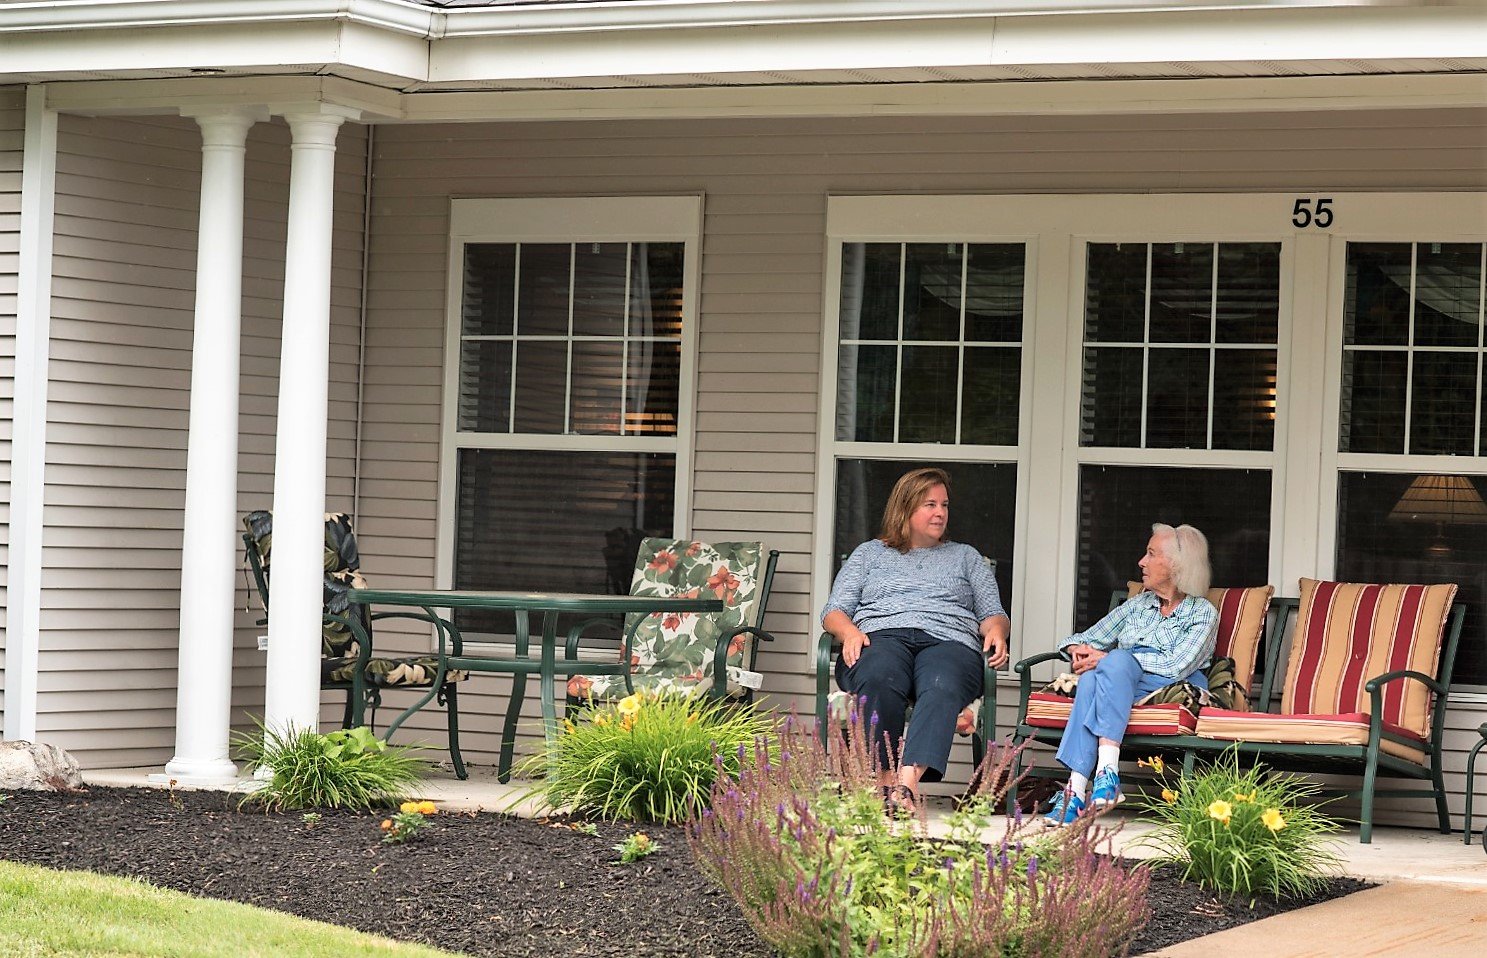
[1291,197,1335,229]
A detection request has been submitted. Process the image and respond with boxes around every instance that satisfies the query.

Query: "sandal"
[884,784,920,817]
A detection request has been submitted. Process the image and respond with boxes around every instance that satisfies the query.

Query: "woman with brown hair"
[822,467,1010,810]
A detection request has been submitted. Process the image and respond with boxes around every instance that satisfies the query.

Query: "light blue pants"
[1054,648,1207,778]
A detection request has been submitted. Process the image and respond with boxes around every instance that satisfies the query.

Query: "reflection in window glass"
[1081,242,1280,451]
[1337,471,1487,686]
[1074,465,1271,633]
[834,458,1017,604]
[1339,243,1487,455]
[457,241,685,436]
[837,242,1026,446]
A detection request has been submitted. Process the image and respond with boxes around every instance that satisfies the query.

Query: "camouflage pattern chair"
[564,537,780,705]
[242,510,470,777]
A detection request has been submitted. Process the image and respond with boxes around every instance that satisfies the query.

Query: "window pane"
[903,243,962,342]
[898,345,958,443]
[1216,243,1280,345]
[512,340,568,434]
[1149,242,1213,344]
[964,244,1025,343]
[1212,349,1277,451]
[1075,465,1271,632]
[833,458,1016,605]
[1145,347,1210,449]
[629,243,684,339]
[572,243,628,338]
[836,344,897,442]
[1413,243,1483,348]
[840,243,900,341]
[626,340,680,437]
[1339,350,1407,453]
[569,341,624,435]
[1409,351,1478,455]
[1085,243,1147,343]
[454,449,676,635]
[1337,471,1487,686]
[461,244,515,336]
[1344,243,1411,347]
[961,347,1021,446]
[457,341,511,432]
[517,243,571,336]
[1080,346,1143,447]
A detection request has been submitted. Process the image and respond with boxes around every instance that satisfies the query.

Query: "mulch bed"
[0,787,1369,956]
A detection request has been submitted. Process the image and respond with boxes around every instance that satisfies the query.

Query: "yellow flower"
[564,719,577,735]
[618,694,642,716]
[380,819,394,831]
[1233,791,1256,803]
[1262,808,1287,832]
[685,714,698,725]
[1161,788,1179,804]
[399,801,420,814]
[593,715,609,727]
[1207,800,1233,825]
[621,713,636,732]
[1139,756,1166,775]
[417,800,437,816]
[632,832,651,851]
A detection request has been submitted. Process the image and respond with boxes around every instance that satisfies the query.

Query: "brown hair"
[879,467,952,553]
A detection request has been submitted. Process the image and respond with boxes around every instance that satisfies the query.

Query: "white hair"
[1151,522,1211,598]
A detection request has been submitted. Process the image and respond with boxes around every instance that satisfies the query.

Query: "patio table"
[348,588,724,781]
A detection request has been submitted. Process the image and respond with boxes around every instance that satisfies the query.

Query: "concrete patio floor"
[85,764,1487,955]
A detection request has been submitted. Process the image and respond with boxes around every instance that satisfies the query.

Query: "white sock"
[1067,771,1090,796]
[1097,743,1121,774]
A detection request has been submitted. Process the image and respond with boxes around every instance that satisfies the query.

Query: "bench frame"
[1011,592,1466,843]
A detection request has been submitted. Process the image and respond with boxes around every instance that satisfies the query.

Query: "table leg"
[497,610,533,784]
[539,610,560,749]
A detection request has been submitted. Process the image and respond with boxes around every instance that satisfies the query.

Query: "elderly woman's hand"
[841,628,872,668]
[983,633,1009,669]
[1070,644,1107,674]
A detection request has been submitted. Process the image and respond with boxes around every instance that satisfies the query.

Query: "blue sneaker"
[1090,766,1124,808]
[1042,787,1086,827]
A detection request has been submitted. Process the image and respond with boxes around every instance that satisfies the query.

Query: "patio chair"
[242,510,470,777]
[563,537,781,705]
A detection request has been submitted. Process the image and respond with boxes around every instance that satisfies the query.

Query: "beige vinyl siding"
[362,107,1487,824]
[0,86,24,727]
[38,114,367,767]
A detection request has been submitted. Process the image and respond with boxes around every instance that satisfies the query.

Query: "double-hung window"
[440,197,700,635]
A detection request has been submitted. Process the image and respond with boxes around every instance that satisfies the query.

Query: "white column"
[262,107,358,735]
[163,108,264,783]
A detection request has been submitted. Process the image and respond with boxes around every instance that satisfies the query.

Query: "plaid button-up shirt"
[1057,590,1217,680]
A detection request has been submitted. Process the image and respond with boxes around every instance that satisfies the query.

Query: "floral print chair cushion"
[242,510,467,690]
[567,538,765,702]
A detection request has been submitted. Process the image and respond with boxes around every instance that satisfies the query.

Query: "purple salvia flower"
[1026,855,1039,880]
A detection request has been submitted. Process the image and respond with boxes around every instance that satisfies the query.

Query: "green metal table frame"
[349,589,725,782]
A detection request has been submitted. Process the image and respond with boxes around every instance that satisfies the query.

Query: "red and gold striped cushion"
[1125,583,1273,701]
[1193,708,1427,764]
[1024,692,1196,735]
[1284,578,1455,740]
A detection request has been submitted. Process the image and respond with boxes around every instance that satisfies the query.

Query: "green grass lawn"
[0,860,459,958]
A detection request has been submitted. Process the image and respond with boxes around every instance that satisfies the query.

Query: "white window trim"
[819,192,1487,672]
[435,195,704,598]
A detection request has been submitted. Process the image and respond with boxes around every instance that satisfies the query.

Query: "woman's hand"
[982,632,1009,669]
[1070,645,1107,674]
[841,628,871,667]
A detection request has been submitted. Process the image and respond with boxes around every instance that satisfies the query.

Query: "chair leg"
[442,683,467,781]
[1360,747,1381,844]
[1431,754,1451,836]
[341,692,355,730]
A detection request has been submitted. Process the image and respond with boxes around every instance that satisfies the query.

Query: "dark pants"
[835,627,984,782]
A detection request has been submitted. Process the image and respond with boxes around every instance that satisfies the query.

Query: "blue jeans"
[836,628,984,782]
[1055,648,1208,778]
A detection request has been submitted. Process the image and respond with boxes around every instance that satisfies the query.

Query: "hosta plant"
[519,689,780,825]
[235,722,425,812]
[1134,747,1343,898]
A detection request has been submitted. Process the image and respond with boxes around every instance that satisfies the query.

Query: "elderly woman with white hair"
[1043,523,1217,826]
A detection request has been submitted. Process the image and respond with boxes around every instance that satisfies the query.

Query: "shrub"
[1134,747,1343,898]
[520,690,780,825]
[689,706,1150,958]
[235,722,426,812]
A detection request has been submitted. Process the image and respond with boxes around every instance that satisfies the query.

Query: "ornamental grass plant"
[1134,747,1344,898]
[689,705,1150,958]
[520,689,781,825]
[235,722,426,812]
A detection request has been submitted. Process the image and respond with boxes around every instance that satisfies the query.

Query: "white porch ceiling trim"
[0,1,1483,97]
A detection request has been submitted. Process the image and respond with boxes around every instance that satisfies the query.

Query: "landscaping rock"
[0,740,84,791]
